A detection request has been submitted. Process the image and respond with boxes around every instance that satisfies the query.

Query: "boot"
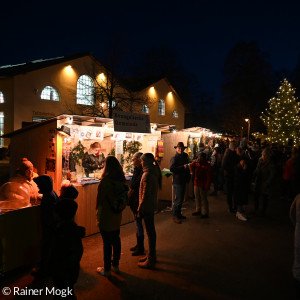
[130,245,138,251]
[138,256,155,269]
[132,236,145,256]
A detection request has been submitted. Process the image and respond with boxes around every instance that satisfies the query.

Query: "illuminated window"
[107,100,116,108]
[32,116,47,122]
[0,112,4,146]
[142,105,149,114]
[76,75,94,105]
[0,92,4,103]
[41,86,60,101]
[172,110,178,118]
[158,99,165,116]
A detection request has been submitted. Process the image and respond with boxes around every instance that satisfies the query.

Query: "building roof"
[0,52,95,77]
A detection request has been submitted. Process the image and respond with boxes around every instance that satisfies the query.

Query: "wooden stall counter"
[74,181,134,236]
[0,205,41,273]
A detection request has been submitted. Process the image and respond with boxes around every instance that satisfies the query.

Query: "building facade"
[0,53,187,146]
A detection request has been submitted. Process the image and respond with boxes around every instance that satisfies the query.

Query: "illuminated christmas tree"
[261,78,300,146]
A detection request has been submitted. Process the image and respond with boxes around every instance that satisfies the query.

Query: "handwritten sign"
[113,111,150,133]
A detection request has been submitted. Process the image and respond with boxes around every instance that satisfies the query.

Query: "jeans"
[135,216,144,238]
[194,186,209,215]
[173,184,186,218]
[141,212,156,259]
[225,175,236,211]
[100,229,121,271]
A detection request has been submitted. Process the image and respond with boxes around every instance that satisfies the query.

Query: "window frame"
[76,75,95,106]
[158,99,165,116]
[0,91,4,103]
[40,86,60,101]
[172,110,178,118]
[0,112,4,146]
[142,104,150,114]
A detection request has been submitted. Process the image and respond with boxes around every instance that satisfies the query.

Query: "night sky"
[2,0,300,99]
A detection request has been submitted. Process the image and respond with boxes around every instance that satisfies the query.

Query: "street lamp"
[245,118,250,141]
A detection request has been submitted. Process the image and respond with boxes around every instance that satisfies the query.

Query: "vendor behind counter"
[82,142,105,177]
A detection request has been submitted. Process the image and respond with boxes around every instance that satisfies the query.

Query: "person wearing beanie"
[31,174,58,277]
[50,197,85,299]
[60,184,79,201]
[10,158,40,203]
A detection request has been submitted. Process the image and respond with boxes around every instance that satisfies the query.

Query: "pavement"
[0,191,296,300]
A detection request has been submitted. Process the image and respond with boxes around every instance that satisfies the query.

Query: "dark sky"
[2,0,300,98]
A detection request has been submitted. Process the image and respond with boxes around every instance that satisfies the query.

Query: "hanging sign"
[115,140,124,155]
[113,111,150,133]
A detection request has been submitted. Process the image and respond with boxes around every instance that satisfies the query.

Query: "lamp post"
[245,119,250,141]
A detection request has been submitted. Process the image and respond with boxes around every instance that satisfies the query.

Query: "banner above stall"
[113,111,151,134]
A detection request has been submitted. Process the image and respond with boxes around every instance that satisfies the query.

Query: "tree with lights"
[261,78,300,146]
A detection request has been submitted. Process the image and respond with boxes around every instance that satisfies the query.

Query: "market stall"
[158,127,218,203]
[4,113,164,236]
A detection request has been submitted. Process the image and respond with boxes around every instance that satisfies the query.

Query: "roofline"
[1,114,114,138]
[0,52,98,77]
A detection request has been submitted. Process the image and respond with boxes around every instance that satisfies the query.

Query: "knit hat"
[60,184,79,200]
[19,158,33,173]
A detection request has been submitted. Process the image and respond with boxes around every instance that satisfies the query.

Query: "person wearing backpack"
[137,153,162,269]
[96,156,127,277]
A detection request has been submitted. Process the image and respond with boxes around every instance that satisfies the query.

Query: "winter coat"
[10,175,40,202]
[290,194,300,281]
[233,163,249,205]
[138,165,160,214]
[190,160,212,189]
[254,157,276,197]
[129,165,143,213]
[170,152,191,184]
[222,149,239,177]
[96,176,125,231]
[49,220,85,285]
[82,151,105,176]
[33,175,58,232]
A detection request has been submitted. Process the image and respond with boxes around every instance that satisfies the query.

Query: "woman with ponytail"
[137,153,161,269]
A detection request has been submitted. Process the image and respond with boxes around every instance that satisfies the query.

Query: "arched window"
[0,112,4,146]
[0,91,4,103]
[40,86,60,101]
[142,105,149,114]
[172,110,178,118]
[76,75,94,105]
[107,100,116,108]
[158,99,165,116]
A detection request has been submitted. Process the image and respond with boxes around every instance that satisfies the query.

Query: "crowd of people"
[2,139,300,298]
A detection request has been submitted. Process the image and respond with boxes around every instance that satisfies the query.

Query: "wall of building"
[141,79,185,130]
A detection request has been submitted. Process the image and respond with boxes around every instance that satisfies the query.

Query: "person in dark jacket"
[234,148,250,221]
[82,142,105,177]
[170,142,191,224]
[32,174,58,277]
[253,148,276,215]
[222,142,239,213]
[128,152,145,256]
[50,199,85,300]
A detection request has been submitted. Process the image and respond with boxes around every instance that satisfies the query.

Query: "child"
[32,174,58,277]
[50,198,85,299]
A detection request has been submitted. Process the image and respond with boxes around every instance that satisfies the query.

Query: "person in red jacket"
[190,152,212,218]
